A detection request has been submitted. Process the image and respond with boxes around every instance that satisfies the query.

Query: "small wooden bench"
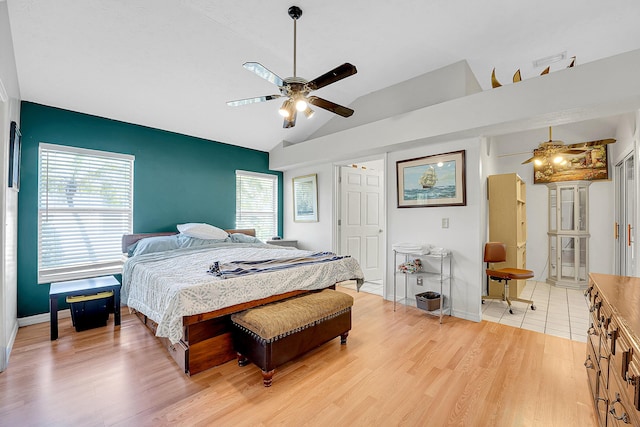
[231,289,354,387]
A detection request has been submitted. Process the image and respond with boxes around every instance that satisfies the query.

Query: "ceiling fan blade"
[497,151,531,158]
[307,96,354,117]
[521,156,537,165]
[226,94,282,106]
[307,63,357,91]
[563,149,590,155]
[567,138,616,148]
[243,62,285,87]
[283,111,297,128]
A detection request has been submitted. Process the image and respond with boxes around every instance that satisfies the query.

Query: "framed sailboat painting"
[396,150,466,208]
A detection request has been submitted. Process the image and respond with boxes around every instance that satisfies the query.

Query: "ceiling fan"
[226,6,357,128]
[521,127,616,165]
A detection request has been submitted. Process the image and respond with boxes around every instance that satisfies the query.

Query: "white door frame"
[0,78,8,371]
[615,150,637,276]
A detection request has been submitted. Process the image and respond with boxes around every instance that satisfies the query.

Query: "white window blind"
[236,170,278,241]
[38,143,134,283]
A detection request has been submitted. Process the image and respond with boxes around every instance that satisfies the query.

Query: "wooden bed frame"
[121,229,335,376]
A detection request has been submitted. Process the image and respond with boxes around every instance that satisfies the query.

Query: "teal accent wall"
[18,102,283,317]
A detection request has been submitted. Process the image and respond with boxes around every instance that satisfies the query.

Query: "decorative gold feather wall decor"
[491,56,575,88]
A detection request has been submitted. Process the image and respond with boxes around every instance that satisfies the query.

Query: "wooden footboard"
[133,286,335,375]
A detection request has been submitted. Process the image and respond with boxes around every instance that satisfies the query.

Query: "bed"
[121,225,364,375]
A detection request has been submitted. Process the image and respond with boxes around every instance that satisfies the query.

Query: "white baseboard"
[18,309,70,327]
[452,309,481,322]
[2,319,20,371]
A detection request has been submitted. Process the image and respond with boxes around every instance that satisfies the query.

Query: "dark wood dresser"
[586,273,640,426]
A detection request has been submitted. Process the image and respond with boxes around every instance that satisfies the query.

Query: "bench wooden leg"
[261,369,275,387]
[340,331,349,345]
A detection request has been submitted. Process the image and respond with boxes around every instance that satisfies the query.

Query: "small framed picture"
[396,150,466,208]
[8,121,21,191]
[293,174,318,222]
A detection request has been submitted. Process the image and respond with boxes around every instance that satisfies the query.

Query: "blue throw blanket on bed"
[208,252,348,279]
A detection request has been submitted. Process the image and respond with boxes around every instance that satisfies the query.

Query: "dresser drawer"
[624,361,640,414]
[159,336,188,373]
[600,342,611,390]
[590,293,603,329]
[610,319,631,384]
[608,371,638,426]
[586,340,600,399]
[588,314,602,363]
[597,374,611,427]
[597,295,612,333]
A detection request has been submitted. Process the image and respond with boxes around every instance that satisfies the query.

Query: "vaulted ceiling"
[7,0,640,152]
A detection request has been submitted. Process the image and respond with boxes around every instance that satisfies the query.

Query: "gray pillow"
[129,235,180,256]
[177,234,230,248]
[230,233,262,244]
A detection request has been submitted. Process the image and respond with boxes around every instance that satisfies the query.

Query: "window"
[236,170,278,241]
[38,144,134,283]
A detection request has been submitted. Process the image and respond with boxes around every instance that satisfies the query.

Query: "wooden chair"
[483,242,536,314]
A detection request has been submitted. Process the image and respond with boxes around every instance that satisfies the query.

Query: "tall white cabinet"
[547,181,590,289]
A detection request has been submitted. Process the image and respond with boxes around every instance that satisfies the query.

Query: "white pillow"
[177,223,229,240]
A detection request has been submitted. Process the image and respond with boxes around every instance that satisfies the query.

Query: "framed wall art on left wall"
[8,120,21,191]
[293,174,318,222]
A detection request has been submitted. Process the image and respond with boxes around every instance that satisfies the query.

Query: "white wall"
[386,138,484,322]
[610,111,640,274]
[283,163,336,251]
[310,60,482,139]
[0,0,21,372]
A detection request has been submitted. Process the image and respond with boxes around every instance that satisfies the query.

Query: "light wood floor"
[0,286,596,426]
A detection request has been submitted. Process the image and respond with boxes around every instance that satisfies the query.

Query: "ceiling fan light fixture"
[279,99,294,117]
[303,106,314,118]
[553,155,564,164]
[295,97,308,112]
[534,158,543,166]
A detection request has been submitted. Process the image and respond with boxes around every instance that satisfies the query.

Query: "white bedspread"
[122,243,364,344]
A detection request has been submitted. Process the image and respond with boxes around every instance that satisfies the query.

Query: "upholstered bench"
[231,289,354,387]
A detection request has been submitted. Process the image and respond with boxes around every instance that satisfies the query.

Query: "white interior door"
[615,152,636,276]
[339,165,384,281]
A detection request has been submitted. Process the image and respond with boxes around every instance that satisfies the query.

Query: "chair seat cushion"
[486,267,534,280]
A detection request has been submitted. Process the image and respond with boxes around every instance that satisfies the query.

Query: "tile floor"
[346,279,590,343]
[481,280,590,343]
[357,280,383,296]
